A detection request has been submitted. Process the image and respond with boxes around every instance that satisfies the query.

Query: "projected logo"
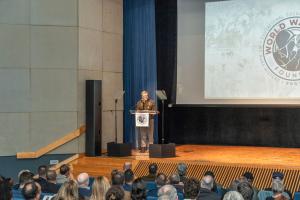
[263,17,300,81]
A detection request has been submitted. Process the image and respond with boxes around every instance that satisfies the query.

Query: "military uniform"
[136,99,155,149]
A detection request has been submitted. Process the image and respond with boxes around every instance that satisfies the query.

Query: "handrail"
[17,125,86,159]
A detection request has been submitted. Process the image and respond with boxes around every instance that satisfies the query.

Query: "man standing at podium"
[136,90,155,153]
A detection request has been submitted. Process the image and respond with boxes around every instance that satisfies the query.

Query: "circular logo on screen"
[263,17,300,81]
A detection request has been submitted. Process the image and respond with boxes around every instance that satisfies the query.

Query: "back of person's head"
[272,179,284,194]
[169,174,180,185]
[22,182,41,200]
[90,176,111,200]
[157,184,178,200]
[204,171,215,179]
[105,185,124,200]
[124,169,134,183]
[237,181,253,200]
[77,173,89,187]
[243,172,254,183]
[149,163,158,175]
[156,173,167,187]
[177,163,187,176]
[54,180,79,200]
[229,179,241,191]
[19,171,34,187]
[46,170,57,182]
[111,171,124,186]
[59,164,70,176]
[37,165,48,178]
[201,175,214,190]
[0,177,13,200]
[123,162,132,171]
[184,178,200,199]
[223,191,245,200]
[131,178,146,200]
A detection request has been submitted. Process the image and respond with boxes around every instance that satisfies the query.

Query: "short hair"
[77,173,89,186]
[37,165,48,177]
[131,178,146,200]
[223,191,244,200]
[19,171,34,186]
[0,177,13,200]
[59,164,70,175]
[204,171,215,179]
[237,181,253,200]
[105,186,125,200]
[156,173,167,187]
[124,169,134,183]
[177,163,187,176]
[243,172,254,182]
[149,163,158,175]
[22,182,40,200]
[184,178,200,199]
[169,174,180,185]
[111,171,124,186]
[46,170,57,182]
[272,179,284,194]
[141,90,149,96]
[229,179,241,191]
[201,175,214,190]
[272,172,284,180]
[158,185,178,200]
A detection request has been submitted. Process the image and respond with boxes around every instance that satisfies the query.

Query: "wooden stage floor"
[129,145,300,168]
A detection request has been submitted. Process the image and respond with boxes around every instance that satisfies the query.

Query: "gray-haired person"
[158,184,178,200]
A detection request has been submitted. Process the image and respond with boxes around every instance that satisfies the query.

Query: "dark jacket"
[43,182,60,194]
[142,174,156,182]
[196,188,220,200]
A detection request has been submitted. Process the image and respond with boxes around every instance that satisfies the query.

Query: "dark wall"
[155,0,300,148]
[166,106,300,147]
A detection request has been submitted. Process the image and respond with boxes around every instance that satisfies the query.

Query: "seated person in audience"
[177,163,188,184]
[52,180,79,200]
[22,181,41,200]
[90,176,111,200]
[147,173,167,197]
[157,184,178,200]
[204,171,220,193]
[196,175,220,200]
[123,169,134,192]
[242,172,259,200]
[13,170,31,190]
[168,173,184,193]
[184,178,200,200]
[123,162,132,171]
[106,185,125,200]
[112,170,125,186]
[264,172,291,199]
[34,165,48,192]
[56,164,73,184]
[14,171,34,193]
[43,170,60,194]
[142,163,158,182]
[77,172,92,198]
[0,176,13,200]
[223,191,244,200]
[237,181,254,200]
[131,178,146,200]
[266,179,288,200]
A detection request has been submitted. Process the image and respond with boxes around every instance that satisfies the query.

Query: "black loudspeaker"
[107,142,132,157]
[149,143,176,158]
[85,80,102,157]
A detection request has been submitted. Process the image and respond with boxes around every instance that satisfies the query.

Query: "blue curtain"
[123,0,158,146]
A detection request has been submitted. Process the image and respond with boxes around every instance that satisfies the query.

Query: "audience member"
[131,178,146,200]
[123,162,132,171]
[266,179,288,200]
[147,173,167,197]
[57,164,73,184]
[44,170,60,194]
[0,176,13,200]
[123,169,134,192]
[237,181,254,200]
[22,181,41,200]
[142,163,158,182]
[223,191,244,200]
[105,185,125,200]
[169,173,184,193]
[197,175,220,200]
[90,176,111,200]
[53,180,79,200]
[77,172,92,198]
[157,184,178,200]
[184,178,200,200]
[265,172,291,199]
[18,171,34,190]
[177,163,188,184]
[111,171,125,186]
[204,171,220,193]
[34,165,48,191]
[242,172,259,200]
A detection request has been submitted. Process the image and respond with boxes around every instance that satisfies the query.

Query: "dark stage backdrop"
[155,0,300,147]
